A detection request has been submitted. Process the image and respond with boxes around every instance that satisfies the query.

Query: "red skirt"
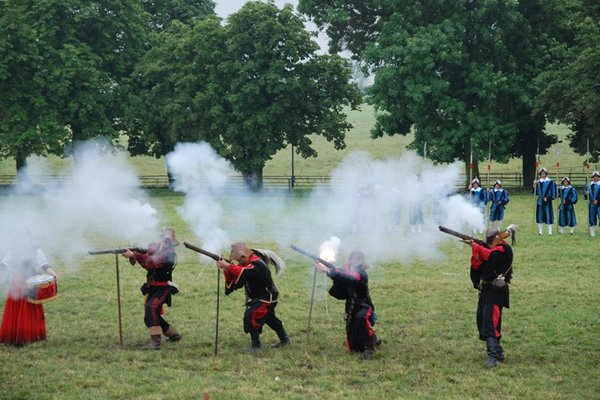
[0,282,47,346]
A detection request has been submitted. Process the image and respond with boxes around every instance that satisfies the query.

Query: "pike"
[183,241,225,355]
[87,246,146,346]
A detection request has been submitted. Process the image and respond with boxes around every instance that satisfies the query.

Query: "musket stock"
[289,244,337,271]
[184,242,230,263]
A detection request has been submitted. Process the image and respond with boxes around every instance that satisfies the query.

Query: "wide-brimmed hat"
[485,228,499,241]
[160,228,179,246]
[230,242,252,261]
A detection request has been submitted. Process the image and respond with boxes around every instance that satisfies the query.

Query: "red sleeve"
[471,243,493,269]
[224,263,250,288]
[131,250,170,270]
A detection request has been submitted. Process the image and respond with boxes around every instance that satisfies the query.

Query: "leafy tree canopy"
[535,0,600,162]
[299,0,558,187]
[127,1,362,189]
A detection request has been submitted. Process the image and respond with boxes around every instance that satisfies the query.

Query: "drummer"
[0,233,58,346]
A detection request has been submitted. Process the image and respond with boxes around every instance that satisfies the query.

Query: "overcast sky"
[213,0,329,52]
[214,0,299,19]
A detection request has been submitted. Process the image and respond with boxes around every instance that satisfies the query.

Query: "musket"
[289,244,337,271]
[87,246,145,347]
[183,242,230,263]
[88,247,146,255]
[439,225,517,246]
[438,226,487,246]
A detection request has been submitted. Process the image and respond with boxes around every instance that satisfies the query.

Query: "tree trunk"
[522,149,537,192]
[16,153,29,184]
[463,154,480,189]
[242,169,263,192]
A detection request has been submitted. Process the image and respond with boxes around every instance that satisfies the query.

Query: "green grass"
[1,193,599,399]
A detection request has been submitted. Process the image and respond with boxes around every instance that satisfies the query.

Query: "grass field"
[0,105,597,179]
[0,191,599,400]
[1,106,599,399]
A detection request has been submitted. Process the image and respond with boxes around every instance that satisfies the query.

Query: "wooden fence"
[0,170,597,191]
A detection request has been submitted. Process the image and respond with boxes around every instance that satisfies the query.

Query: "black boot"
[271,325,290,348]
[362,336,376,360]
[486,337,500,368]
[496,340,505,362]
[271,336,290,348]
[247,332,262,353]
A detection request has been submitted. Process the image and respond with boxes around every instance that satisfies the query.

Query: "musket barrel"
[88,247,145,256]
[289,244,337,271]
[184,242,228,262]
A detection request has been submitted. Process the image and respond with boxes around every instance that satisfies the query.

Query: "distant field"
[0,105,595,178]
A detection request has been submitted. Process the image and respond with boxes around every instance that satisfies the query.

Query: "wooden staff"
[486,139,491,229]
[214,268,220,356]
[88,249,130,346]
[115,253,123,346]
[555,144,561,230]
[532,140,540,233]
[305,265,318,353]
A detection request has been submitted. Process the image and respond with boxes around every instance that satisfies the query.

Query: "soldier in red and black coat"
[464,226,514,368]
[216,243,289,351]
[315,251,379,359]
[123,228,181,350]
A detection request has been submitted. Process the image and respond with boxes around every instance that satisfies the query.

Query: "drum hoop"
[26,274,55,285]
[27,294,58,304]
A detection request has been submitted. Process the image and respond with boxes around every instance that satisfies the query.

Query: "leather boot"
[271,336,290,348]
[486,337,500,367]
[362,336,376,360]
[496,340,506,362]
[148,326,162,350]
[164,326,182,342]
[247,332,262,353]
[271,327,290,348]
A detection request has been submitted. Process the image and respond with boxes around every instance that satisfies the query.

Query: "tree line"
[1,0,598,189]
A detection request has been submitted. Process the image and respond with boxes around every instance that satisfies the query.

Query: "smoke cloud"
[165,145,483,269]
[166,142,233,254]
[0,141,158,291]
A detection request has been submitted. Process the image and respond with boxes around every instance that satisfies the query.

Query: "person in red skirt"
[0,237,58,346]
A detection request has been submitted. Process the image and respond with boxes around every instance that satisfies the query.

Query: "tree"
[0,0,149,174]
[0,2,65,176]
[127,1,362,190]
[142,0,215,31]
[299,0,557,188]
[126,17,228,159]
[535,0,600,163]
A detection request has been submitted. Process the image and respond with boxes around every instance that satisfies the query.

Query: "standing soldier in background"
[533,167,557,236]
[468,177,487,234]
[558,177,578,235]
[123,228,182,350]
[584,170,600,237]
[488,180,509,229]
[462,226,515,368]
